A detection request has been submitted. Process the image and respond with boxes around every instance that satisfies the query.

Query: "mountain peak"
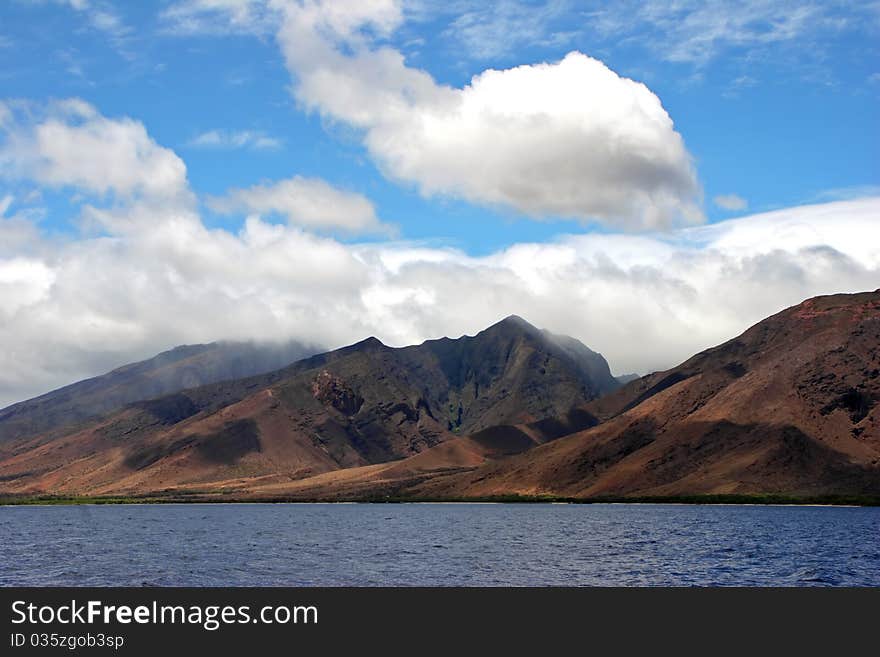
[499,314,532,326]
[483,314,539,335]
[350,336,385,350]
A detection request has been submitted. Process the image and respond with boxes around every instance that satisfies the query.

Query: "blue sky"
[0,0,878,405]
[1,0,877,253]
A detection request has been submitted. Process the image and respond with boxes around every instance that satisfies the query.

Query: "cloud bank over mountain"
[1,97,878,406]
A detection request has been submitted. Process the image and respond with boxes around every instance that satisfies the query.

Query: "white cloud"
[187,129,283,151]
[588,0,861,66]
[0,194,12,216]
[159,0,278,35]
[272,1,702,230]
[0,257,56,320]
[814,185,880,202]
[0,99,190,204]
[46,0,132,44]
[713,193,748,211]
[208,176,390,234]
[438,0,575,61]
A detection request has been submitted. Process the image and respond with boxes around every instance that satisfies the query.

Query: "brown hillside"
[415,291,880,499]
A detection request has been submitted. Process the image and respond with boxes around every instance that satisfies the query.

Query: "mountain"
[0,340,321,446]
[414,291,880,499]
[0,316,617,496]
[7,293,876,503]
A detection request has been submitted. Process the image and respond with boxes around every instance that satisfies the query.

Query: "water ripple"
[1,503,878,586]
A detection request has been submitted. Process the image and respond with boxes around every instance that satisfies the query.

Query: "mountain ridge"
[2,294,878,501]
[0,339,322,446]
[0,315,618,496]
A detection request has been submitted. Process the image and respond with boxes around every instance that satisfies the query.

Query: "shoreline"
[2,493,878,507]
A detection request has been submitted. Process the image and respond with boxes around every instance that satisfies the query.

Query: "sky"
[0,0,878,407]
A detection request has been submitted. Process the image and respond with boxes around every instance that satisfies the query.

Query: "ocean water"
[1,503,878,586]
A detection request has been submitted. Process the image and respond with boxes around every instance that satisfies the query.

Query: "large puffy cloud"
[208,176,391,234]
[269,0,702,229]
[160,0,702,228]
[279,0,701,228]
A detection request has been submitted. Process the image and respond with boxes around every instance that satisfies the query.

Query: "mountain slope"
[415,291,880,499]
[0,340,321,446]
[0,316,617,495]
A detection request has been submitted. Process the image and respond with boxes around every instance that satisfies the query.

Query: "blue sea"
[1,503,878,586]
